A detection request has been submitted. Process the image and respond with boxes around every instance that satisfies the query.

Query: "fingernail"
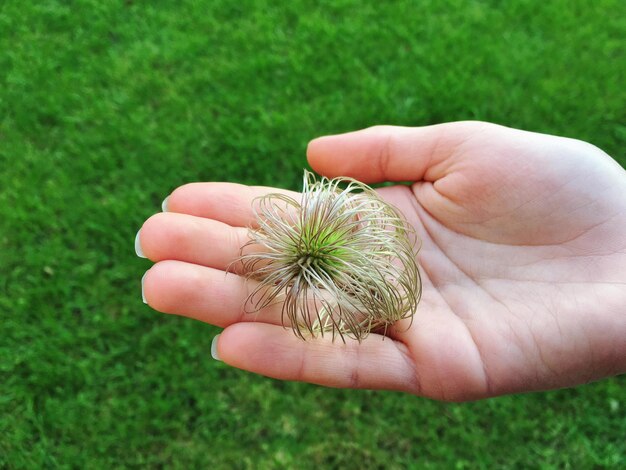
[211,334,221,361]
[135,230,146,258]
[161,196,170,212]
[141,271,148,304]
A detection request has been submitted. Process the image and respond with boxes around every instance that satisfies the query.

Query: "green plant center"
[295,227,349,275]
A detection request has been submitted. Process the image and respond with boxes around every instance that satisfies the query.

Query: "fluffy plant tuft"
[237,170,421,342]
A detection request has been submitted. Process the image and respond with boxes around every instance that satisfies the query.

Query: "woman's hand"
[136,122,626,400]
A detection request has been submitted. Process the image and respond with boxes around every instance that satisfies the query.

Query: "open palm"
[137,122,626,400]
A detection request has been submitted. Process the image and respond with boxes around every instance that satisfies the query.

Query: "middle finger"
[137,212,251,273]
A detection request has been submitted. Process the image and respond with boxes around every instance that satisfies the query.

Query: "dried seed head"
[237,170,421,342]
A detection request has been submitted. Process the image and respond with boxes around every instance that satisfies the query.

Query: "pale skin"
[137,121,626,401]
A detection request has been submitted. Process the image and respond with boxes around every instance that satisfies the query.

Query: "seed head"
[238,170,421,342]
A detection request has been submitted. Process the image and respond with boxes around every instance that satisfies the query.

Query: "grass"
[1,0,625,468]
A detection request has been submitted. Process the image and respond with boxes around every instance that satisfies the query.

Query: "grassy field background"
[1,0,625,468]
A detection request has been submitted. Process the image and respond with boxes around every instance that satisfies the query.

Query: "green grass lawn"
[1,0,625,468]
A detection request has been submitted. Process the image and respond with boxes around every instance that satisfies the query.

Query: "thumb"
[307,121,493,183]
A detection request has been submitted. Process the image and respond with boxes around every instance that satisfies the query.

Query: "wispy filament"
[238,170,421,342]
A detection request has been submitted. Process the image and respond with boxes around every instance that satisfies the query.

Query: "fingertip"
[136,212,171,260]
[306,134,336,176]
[307,130,373,180]
[218,322,279,365]
[139,260,195,314]
[306,126,409,182]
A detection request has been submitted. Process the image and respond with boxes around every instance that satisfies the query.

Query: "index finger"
[166,182,300,228]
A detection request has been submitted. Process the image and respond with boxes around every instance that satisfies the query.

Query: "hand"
[137,122,626,400]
